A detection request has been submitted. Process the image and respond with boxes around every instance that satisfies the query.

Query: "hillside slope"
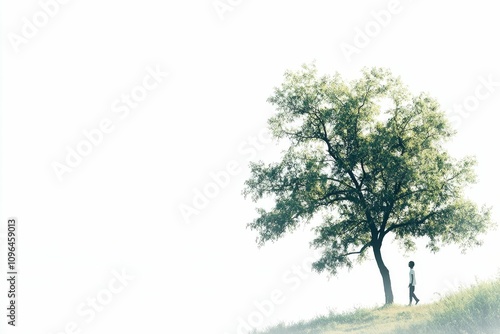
[255,278,500,334]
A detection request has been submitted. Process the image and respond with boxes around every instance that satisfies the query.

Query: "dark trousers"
[409,285,419,304]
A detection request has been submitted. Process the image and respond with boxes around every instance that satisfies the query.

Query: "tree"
[243,64,493,304]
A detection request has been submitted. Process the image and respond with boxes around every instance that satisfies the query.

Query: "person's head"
[408,261,415,269]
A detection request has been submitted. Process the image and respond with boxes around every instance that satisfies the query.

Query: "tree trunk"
[372,243,394,304]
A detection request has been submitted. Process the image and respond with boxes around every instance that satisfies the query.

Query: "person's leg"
[409,286,413,305]
[410,286,419,305]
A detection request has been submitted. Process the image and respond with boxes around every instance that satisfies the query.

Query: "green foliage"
[243,64,493,276]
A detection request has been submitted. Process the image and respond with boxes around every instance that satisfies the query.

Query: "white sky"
[1,1,500,333]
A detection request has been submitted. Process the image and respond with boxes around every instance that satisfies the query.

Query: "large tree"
[243,64,492,304]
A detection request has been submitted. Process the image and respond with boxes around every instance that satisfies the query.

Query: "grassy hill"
[255,278,500,334]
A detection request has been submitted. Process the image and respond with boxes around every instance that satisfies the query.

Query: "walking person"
[408,261,420,306]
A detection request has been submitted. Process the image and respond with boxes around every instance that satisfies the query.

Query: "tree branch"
[340,241,372,257]
[384,211,438,236]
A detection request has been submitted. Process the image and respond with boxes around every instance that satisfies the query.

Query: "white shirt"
[409,268,416,286]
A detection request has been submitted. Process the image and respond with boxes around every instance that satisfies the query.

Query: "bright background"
[1,1,499,333]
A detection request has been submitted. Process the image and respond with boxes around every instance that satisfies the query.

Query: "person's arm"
[409,272,413,287]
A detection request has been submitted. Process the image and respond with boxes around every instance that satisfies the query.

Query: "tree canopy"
[243,64,492,304]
